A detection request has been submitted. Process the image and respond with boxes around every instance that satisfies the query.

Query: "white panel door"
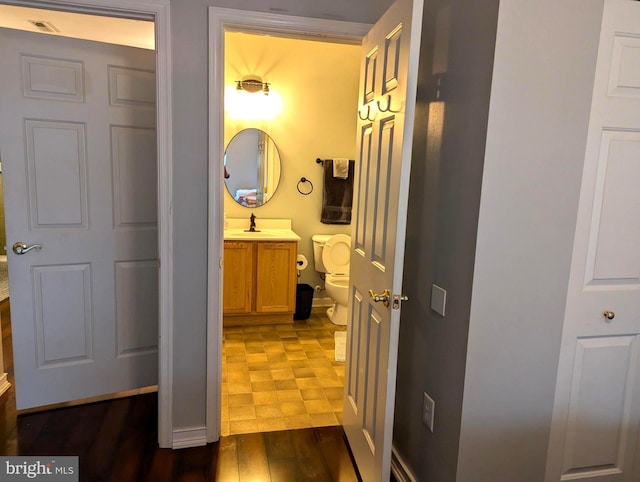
[0,28,159,409]
[546,2,640,480]
[343,0,423,480]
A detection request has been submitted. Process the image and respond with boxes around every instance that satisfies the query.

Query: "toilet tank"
[312,234,333,273]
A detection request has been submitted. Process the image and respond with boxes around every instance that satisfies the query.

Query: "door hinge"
[392,294,409,310]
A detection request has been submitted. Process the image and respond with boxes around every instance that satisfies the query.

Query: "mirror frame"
[223,128,282,208]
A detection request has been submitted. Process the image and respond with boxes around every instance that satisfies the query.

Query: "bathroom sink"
[223,228,301,241]
[224,218,301,241]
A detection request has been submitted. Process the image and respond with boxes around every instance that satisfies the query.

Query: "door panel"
[562,336,640,477]
[588,130,640,284]
[108,66,156,108]
[0,28,158,409]
[382,26,401,93]
[21,55,85,102]
[115,260,159,357]
[546,2,640,480]
[26,120,88,228]
[362,308,383,449]
[111,125,158,227]
[607,34,640,98]
[354,126,373,252]
[372,118,394,266]
[343,0,423,479]
[34,264,93,366]
[346,289,364,411]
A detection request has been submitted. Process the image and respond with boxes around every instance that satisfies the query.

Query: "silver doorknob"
[369,289,390,307]
[603,311,615,320]
[12,242,42,255]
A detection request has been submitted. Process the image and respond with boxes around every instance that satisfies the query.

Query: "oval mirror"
[224,128,282,208]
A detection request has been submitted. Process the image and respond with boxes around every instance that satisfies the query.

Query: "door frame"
[206,7,370,441]
[1,0,173,448]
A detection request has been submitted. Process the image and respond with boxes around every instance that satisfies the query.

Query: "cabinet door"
[255,242,296,313]
[223,241,253,314]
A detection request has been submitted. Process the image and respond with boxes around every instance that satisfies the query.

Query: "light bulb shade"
[225,86,282,120]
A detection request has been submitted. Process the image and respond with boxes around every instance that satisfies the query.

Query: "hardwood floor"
[0,300,361,481]
[1,393,360,481]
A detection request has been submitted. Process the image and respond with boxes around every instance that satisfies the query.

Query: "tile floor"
[221,311,346,436]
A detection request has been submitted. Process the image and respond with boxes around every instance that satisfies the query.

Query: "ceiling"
[0,1,395,50]
[206,0,392,24]
[0,4,154,50]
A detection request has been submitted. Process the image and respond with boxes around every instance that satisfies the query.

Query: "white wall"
[457,1,603,480]
[224,32,360,289]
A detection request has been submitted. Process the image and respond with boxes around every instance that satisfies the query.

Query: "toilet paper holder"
[296,254,308,271]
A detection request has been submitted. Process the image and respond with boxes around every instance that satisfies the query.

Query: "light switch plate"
[431,284,446,316]
[423,392,435,432]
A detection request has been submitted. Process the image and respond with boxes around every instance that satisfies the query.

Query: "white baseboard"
[0,373,10,398]
[173,427,207,449]
[391,445,417,482]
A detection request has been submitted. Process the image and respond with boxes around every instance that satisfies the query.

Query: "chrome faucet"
[249,213,257,232]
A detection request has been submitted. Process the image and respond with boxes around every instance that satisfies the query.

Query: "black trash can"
[294,283,314,320]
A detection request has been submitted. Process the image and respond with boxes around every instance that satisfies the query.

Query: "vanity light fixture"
[235,77,270,95]
[225,75,282,121]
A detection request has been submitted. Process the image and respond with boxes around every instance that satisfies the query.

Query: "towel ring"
[297,177,313,195]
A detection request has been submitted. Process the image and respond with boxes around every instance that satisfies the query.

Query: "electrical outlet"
[423,392,435,432]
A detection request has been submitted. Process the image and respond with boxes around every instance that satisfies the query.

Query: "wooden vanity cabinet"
[222,241,253,314]
[223,240,297,326]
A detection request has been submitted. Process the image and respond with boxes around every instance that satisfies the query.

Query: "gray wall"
[392,0,499,479]
[457,1,603,481]
[171,0,211,429]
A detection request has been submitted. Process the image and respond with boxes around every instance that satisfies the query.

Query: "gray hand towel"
[321,159,355,225]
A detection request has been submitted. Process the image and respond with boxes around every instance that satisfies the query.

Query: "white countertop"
[224,218,301,241]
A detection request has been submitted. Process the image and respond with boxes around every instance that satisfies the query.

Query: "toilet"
[312,234,351,326]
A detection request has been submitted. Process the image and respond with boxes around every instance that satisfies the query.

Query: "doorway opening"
[220,30,359,436]
[0,1,173,447]
[207,8,371,440]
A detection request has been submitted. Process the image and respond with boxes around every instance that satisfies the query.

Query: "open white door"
[546,1,640,480]
[343,0,423,480]
[0,28,159,409]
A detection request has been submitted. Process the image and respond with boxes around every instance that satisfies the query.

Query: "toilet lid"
[322,234,351,274]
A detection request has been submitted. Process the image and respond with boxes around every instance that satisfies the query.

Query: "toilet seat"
[322,234,351,275]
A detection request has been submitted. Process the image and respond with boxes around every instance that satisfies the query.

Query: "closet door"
[546,2,640,480]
